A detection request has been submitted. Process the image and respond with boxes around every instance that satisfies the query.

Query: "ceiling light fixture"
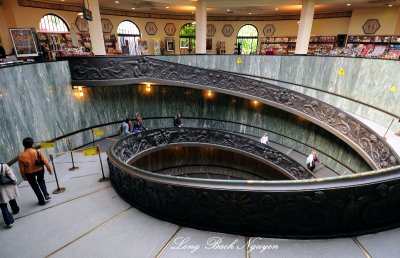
[249,12,252,15]
[275,8,279,11]
[166,6,170,9]
[132,7,135,10]
[115,1,120,3]
[388,4,393,7]
[346,3,351,6]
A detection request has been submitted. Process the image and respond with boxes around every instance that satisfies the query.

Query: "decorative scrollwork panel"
[66,56,400,169]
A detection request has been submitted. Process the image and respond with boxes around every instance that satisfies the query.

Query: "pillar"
[195,0,207,54]
[295,0,315,55]
[0,0,18,55]
[86,0,106,55]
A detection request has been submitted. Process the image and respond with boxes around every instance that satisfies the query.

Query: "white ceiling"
[41,0,399,15]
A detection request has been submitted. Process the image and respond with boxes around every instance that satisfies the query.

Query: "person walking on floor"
[306,150,320,172]
[0,163,20,228]
[18,137,53,206]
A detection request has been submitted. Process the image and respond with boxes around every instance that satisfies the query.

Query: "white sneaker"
[7,223,14,228]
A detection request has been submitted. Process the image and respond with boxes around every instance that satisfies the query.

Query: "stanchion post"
[91,129,95,146]
[383,118,395,141]
[67,138,79,171]
[50,154,66,194]
[97,146,109,182]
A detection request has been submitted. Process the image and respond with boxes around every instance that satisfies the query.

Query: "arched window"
[179,23,196,54]
[117,20,141,55]
[236,24,258,54]
[39,14,69,32]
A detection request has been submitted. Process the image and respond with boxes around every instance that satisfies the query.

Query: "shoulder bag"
[35,150,45,167]
[0,164,14,185]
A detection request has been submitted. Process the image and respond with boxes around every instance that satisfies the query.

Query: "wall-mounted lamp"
[251,100,261,109]
[145,83,151,93]
[205,90,215,99]
[74,86,85,98]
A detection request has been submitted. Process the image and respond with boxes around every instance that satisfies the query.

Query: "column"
[195,0,207,54]
[86,0,106,55]
[295,0,315,55]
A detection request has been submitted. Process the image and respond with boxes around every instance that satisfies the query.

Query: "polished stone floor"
[1,128,399,258]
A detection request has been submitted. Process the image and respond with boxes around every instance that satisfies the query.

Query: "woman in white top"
[0,163,20,228]
[306,150,320,172]
[260,133,269,145]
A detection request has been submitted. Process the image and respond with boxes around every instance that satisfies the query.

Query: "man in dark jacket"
[173,113,183,127]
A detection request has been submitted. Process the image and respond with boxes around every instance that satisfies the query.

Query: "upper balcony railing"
[62,56,400,170]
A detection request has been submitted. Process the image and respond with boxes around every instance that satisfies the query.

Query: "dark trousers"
[0,199,19,226]
[26,169,49,204]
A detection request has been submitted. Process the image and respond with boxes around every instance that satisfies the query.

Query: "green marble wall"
[0,61,371,179]
[155,55,400,133]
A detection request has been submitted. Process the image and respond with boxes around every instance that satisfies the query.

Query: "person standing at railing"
[174,113,183,127]
[132,116,147,133]
[0,163,20,228]
[260,133,270,146]
[18,137,53,206]
[120,118,131,137]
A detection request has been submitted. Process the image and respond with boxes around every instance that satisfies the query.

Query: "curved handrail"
[244,74,400,119]
[154,56,400,120]
[107,141,400,238]
[63,56,400,170]
[5,116,359,176]
[113,127,316,180]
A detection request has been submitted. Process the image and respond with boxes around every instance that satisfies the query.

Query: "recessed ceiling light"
[132,7,135,10]
[166,6,170,9]
[248,12,252,15]
[115,1,119,3]
[226,9,230,12]
[275,8,279,11]
[191,12,194,14]
[297,21,300,24]
[388,4,393,7]
[60,0,65,2]
[346,3,351,6]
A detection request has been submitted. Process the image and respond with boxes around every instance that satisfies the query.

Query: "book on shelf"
[368,45,387,58]
[359,45,374,57]
[385,50,400,60]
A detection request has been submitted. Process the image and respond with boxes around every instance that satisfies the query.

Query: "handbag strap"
[36,150,41,160]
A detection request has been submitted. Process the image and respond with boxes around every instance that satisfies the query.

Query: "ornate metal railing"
[108,133,400,238]
[63,56,400,170]
[113,128,315,180]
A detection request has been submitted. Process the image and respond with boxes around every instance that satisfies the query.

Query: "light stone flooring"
[1,130,399,258]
